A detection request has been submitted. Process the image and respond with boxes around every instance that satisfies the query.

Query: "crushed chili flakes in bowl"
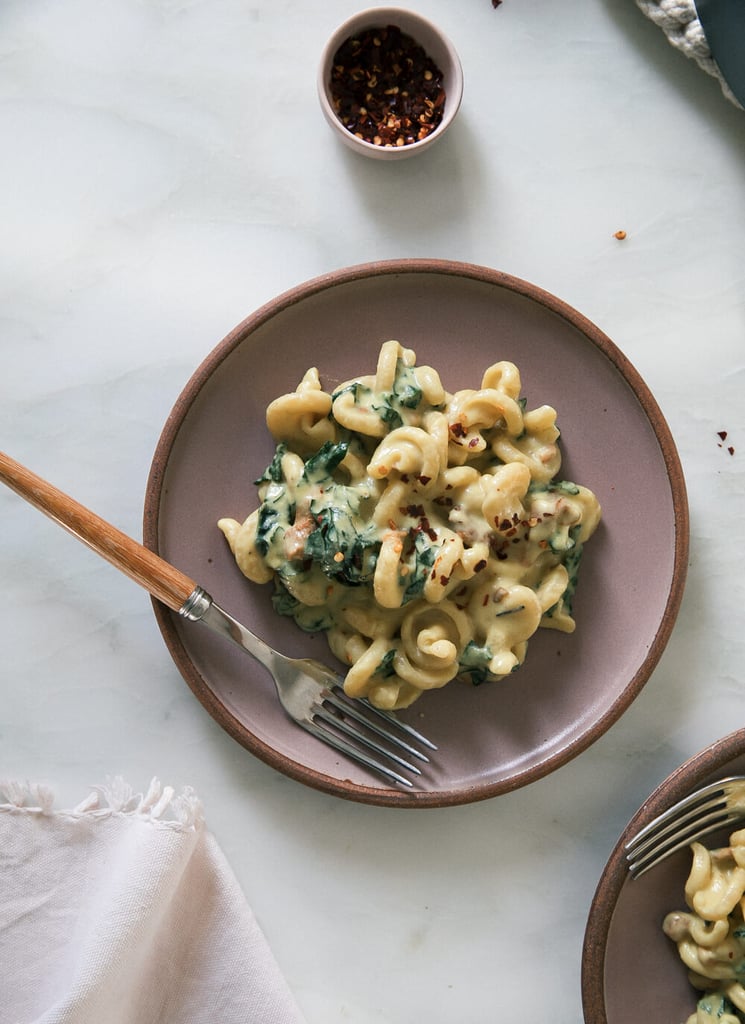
[330,25,445,148]
[318,9,463,160]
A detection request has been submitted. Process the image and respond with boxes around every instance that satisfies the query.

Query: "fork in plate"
[0,451,436,789]
[625,775,745,878]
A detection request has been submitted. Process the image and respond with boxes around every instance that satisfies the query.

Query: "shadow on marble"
[600,0,745,161]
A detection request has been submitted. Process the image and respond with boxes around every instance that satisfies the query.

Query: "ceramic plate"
[582,729,745,1023]
[143,259,688,807]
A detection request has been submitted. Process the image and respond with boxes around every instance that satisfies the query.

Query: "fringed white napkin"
[0,778,307,1024]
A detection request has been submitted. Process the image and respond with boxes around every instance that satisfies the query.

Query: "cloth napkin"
[0,778,307,1024]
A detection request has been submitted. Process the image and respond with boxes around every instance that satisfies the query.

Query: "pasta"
[664,816,745,1024]
[218,340,601,709]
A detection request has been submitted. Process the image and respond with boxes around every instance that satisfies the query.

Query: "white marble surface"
[2,1,744,1020]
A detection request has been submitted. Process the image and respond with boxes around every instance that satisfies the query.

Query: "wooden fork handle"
[0,451,197,613]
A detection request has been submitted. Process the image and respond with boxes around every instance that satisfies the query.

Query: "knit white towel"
[0,779,307,1024]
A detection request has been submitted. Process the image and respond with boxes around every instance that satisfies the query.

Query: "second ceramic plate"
[582,729,745,1023]
[144,259,688,806]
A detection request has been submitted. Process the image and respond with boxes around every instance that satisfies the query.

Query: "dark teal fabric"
[694,0,745,105]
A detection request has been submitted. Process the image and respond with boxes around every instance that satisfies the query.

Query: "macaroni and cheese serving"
[218,340,601,709]
[664,818,745,1024]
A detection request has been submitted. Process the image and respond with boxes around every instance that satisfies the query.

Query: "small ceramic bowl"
[317,7,463,160]
[582,728,745,1023]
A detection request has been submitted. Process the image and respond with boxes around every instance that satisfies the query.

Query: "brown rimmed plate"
[582,729,745,1023]
[143,259,688,807]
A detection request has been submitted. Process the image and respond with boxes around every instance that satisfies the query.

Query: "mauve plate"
[582,729,745,1023]
[143,259,688,807]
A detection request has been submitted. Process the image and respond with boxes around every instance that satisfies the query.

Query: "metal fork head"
[305,686,437,788]
[195,598,437,789]
[625,775,745,878]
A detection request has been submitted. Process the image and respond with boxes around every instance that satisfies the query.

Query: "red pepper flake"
[492,0,503,7]
[439,575,448,586]
[482,594,489,606]
[718,430,728,441]
[729,447,736,455]
[614,230,627,240]
[474,559,487,572]
[450,421,467,438]
[468,437,480,449]
[388,519,397,530]
[418,475,431,485]
[430,569,437,580]
[329,25,446,148]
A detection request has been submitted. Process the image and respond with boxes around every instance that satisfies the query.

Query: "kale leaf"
[304,504,378,586]
[255,443,287,485]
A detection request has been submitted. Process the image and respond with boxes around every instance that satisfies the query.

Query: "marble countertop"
[2,1,744,1021]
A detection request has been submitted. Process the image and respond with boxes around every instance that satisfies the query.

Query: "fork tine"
[312,704,423,776]
[321,688,433,763]
[625,776,745,878]
[304,719,417,787]
[628,810,744,878]
[305,686,439,787]
[358,700,438,752]
[625,779,732,854]
[626,792,729,859]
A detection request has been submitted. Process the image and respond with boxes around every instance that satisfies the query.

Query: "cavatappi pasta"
[664,815,745,1024]
[218,340,601,709]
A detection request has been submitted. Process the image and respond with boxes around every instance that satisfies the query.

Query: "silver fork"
[625,775,745,878]
[0,451,436,788]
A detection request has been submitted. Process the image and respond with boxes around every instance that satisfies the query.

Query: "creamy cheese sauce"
[218,341,601,709]
[664,821,745,1024]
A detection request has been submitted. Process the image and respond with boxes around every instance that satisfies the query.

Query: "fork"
[625,775,745,878]
[0,451,436,788]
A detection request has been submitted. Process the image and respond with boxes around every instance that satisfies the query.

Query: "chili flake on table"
[329,25,446,148]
